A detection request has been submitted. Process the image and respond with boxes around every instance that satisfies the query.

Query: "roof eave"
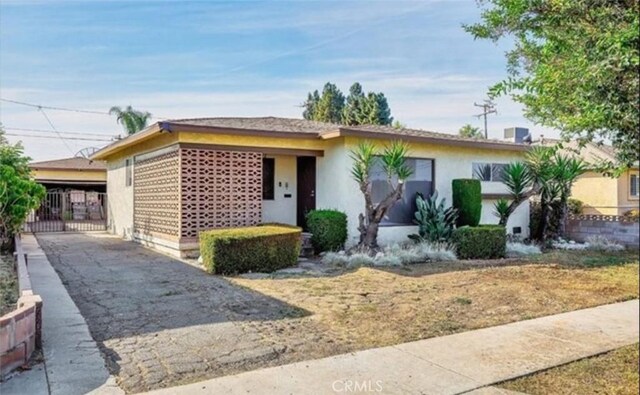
[90,122,164,160]
[161,121,332,139]
[324,128,530,151]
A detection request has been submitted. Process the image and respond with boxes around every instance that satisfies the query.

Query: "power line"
[0,97,166,119]
[3,133,113,142]
[38,108,75,154]
[0,98,111,115]
[4,126,117,138]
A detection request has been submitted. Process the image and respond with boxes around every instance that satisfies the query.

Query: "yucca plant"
[495,162,534,225]
[493,198,511,225]
[350,140,412,249]
[409,191,458,243]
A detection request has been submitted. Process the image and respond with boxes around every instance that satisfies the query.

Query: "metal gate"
[24,191,107,232]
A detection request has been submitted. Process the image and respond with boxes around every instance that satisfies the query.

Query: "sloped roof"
[167,117,337,135]
[30,157,106,171]
[91,117,529,160]
[534,138,617,165]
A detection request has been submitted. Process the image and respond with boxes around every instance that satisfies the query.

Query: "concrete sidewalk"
[0,234,122,395]
[145,299,639,395]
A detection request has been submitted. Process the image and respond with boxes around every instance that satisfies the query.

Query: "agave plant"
[409,191,458,243]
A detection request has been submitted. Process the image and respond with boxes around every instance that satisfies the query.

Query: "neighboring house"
[29,157,107,193]
[538,138,639,215]
[90,117,531,257]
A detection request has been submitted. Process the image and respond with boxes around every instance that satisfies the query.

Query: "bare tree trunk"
[362,221,380,249]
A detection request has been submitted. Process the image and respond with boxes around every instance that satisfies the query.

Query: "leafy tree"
[109,105,152,135]
[466,0,639,171]
[0,127,46,250]
[303,82,394,125]
[459,124,484,139]
[350,141,412,248]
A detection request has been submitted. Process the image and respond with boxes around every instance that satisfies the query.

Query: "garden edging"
[0,234,42,379]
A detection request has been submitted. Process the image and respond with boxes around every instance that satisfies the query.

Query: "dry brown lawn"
[231,250,639,350]
[500,343,639,395]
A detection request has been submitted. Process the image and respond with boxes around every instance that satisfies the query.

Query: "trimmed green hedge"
[452,179,482,227]
[452,225,506,259]
[199,225,301,274]
[306,209,348,253]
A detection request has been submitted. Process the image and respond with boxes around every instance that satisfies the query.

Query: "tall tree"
[465,0,639,171]
[311,83,345,124]
[342,83,366,125]
[458,124,484,139]
[302,90,320,120]
[109,106,152,135]
[302,82,394,125]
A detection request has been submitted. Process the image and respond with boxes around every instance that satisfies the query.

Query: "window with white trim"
[472,162,507,182]
[369,157,434,225]
[630,174,639,197]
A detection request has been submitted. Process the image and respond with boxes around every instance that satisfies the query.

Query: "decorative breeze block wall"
[179,148,262,238]
[134,150,181,238]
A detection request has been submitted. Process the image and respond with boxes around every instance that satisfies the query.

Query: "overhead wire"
[4,126,117,138]
[3,133,113,142]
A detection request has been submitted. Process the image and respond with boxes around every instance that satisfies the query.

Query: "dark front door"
[297,156,316,229]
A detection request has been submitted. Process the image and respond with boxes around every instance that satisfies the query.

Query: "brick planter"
[0,235,42,379]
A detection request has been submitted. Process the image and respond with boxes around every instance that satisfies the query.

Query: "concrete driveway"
[36,233,338,393]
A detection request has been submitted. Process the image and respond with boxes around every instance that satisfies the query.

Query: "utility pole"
[474,99,497,139]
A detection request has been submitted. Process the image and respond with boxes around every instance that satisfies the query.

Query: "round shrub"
[452,179,482,227]
[305,209,348,253]
[452,225,506,259]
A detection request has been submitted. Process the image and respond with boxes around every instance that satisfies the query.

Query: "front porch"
[132,144,319,257]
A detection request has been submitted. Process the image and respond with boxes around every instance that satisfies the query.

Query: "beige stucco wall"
[572,171,622,215]
[106,157,134,239]
[262,155,297,225]
[317,137,530,247]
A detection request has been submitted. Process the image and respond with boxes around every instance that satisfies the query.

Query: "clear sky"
[0,0,558,161]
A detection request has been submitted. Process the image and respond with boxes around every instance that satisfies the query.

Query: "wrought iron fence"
[24,191,107,232]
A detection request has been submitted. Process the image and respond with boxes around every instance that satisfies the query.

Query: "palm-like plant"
[109,106,152,135]
[350,140,412,248]
[551,153,586,235]
[496,162,534,225]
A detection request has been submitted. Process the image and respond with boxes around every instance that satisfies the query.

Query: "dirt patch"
[0,254,18,316]
[499,343,639,394]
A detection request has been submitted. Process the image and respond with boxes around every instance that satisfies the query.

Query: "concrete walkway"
[0,234,123,395]
[144,299,639,395]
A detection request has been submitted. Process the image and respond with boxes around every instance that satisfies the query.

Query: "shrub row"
[199,225,301,274]
[451,225,506,259]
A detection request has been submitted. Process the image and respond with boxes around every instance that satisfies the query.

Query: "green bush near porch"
[199,225,302,274]
[305,209,348,253]
[452,179,482,227]
[452,225,506,259]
